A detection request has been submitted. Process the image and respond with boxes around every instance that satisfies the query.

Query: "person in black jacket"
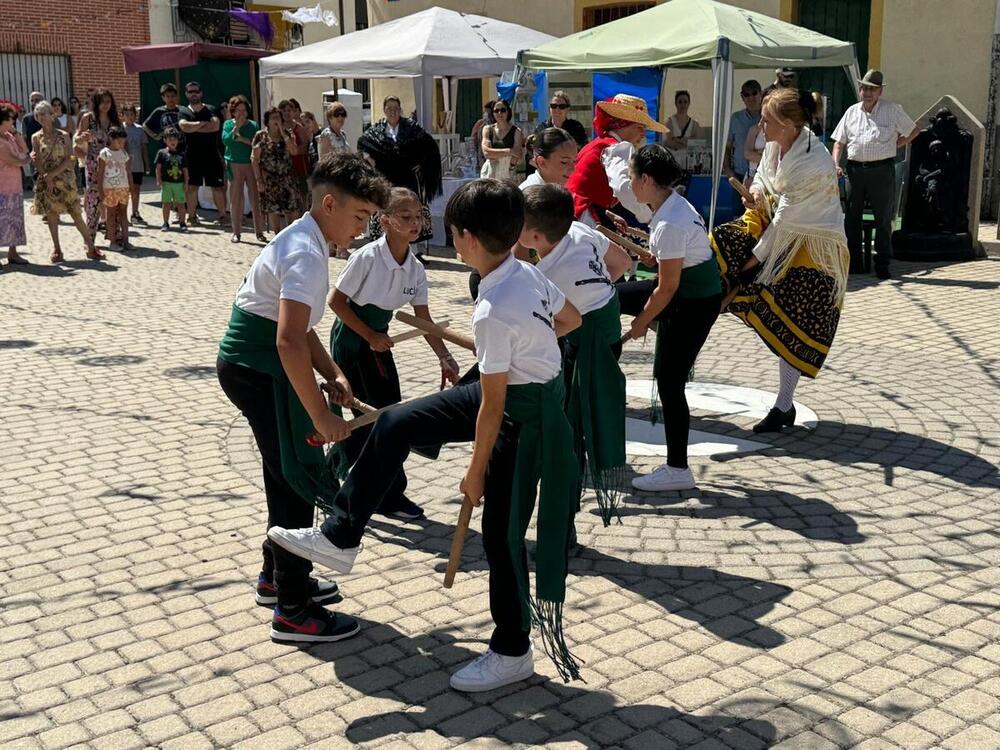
[526,90,588,176]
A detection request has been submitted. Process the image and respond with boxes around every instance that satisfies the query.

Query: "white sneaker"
[631,464,696,492]
[450,647,534,692]
[266,527,360,574]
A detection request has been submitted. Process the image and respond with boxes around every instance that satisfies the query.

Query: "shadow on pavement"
[368,517,791,649]
[302,618,779,747]
[707,419,999,490]
[617,482,865,545]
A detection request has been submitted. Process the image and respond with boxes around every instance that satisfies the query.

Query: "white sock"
[775,360,800,412]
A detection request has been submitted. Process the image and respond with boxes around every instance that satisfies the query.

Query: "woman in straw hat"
[565,93,666,230]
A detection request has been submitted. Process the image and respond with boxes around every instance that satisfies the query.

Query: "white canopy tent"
[518,0,860,227]
[259,6,555,129]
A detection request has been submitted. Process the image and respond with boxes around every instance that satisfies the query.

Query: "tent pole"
[709,42,733,231]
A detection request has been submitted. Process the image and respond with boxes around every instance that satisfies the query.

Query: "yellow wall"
[878,0,994,124]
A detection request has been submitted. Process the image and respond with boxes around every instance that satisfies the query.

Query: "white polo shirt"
[649,190,713,268]
[535,221,615,315]
[832,99,916,162]
[519,171,545,191]
[335,236,429,310]
[234,213,330,331]
[473,255,565,386]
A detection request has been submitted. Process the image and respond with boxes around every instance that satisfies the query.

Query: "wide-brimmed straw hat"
[858,69,885,88]
[596,94,667,133]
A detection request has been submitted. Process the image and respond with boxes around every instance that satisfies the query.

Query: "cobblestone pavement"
[2,196,999,750]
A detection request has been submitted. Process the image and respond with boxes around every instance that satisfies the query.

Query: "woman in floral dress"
[0,102,30,268]
[251,108,301,233]
[75,88,121,237]
[31,101,99,262]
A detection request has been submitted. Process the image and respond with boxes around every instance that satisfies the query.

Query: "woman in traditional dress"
[0,103,30,269]
[31,101,99,262]
[565,93,665,230]
[75,88,121,236]
[711,87,849,433]
[252,108,302,234]
[357,96,441,254]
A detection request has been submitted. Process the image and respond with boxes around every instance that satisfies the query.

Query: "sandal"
[231,234,241,244]
[50,249,64,264]
[86,248,106,261]
[6,254,29,265]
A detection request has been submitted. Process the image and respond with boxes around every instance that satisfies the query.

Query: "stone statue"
[893,107,975,260]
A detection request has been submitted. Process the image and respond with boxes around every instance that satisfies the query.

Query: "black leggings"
[321,382,530,656]
[615,279,721,468]
[217,358,315,607]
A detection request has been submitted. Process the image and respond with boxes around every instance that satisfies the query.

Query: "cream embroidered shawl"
[751,128,849,302]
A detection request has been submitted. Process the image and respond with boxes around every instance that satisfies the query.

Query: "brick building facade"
[0,1,149,107]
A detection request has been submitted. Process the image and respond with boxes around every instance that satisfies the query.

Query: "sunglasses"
[549,102,569,109]
[330,112,346,118]
[493,107,509,114]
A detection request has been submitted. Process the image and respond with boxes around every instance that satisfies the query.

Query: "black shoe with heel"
[753,406,796,433]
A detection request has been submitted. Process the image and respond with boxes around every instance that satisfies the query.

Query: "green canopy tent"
[517,0,859,227]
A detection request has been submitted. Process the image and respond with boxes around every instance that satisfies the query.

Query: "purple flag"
[229,9,274,44]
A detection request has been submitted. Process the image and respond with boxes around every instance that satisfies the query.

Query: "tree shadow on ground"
[704,418,999,490]
[76,354,147,367]
[163,364,217,379]
[302,618,778,748]
[0,339,36,349]
[616,482,865,544]
[368,517,790,649]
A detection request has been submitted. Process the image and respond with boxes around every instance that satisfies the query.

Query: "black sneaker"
[255,574,341,607]
[378,494,425,520]
[270,603,359,643]
[875,267,891,280]
[160,222,170,231]
[178,222,188,232]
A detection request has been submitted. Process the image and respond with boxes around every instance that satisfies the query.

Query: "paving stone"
[2,199,999,748]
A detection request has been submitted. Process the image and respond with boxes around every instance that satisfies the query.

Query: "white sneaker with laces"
[267,527,360,574]
[450,647,534,692]
[631,464,696,492]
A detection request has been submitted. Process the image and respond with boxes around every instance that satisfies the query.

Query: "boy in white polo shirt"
[216,152,390,643]
[328,187,459,521]
[268,180,585,690]
[518,183,631,525]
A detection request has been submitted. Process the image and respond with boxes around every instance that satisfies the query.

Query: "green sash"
[505,376,581,682]
[330,301,393,358]
[218,305,339,514]
[678,257,723,299]
[327,301,394,478]
[564,296,626,526]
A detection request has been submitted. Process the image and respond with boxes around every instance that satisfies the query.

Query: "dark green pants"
[845,160,896,272]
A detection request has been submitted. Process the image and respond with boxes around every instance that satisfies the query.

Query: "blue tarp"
[592,66,663,143]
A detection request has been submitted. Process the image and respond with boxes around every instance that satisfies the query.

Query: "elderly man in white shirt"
[832,69,919,279]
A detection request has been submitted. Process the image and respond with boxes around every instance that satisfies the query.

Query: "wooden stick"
[443,494,474,588]
[390,319,450,345]
[320,382,376,414]
[306,401,398,446]
[395,311,476,353]
[728,175,755,204]
[605,211,650,241]
[596,226,656,265]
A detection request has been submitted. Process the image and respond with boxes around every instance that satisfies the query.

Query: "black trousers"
[217,358,314,607]
[614,279,721,467]
[321,382,531,656]
[337,346,406,504]
[845,160,895,272]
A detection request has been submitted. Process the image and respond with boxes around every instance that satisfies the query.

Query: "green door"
[796,0,870,136]
[455,79,483,138]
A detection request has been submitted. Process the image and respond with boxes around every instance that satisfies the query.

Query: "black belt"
[847,158,894,168]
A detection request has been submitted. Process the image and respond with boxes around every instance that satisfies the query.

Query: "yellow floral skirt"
[711,208,845,378]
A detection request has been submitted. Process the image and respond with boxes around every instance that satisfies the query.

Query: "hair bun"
[799,89,817,117]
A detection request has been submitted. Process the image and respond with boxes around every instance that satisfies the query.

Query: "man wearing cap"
[566,93,666,229]
[832,69,919,279]
[725,80,762,190]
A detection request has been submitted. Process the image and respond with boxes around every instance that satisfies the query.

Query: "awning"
[123,43,273,74]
